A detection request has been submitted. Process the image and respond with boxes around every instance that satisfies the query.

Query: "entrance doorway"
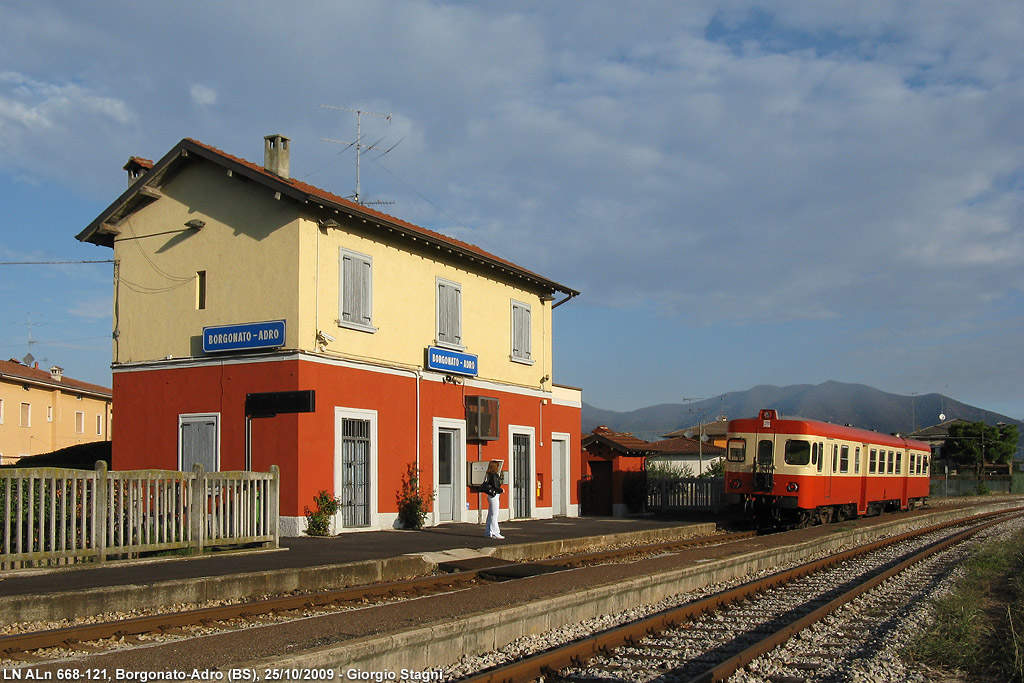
[433,418,465,525]
[511,431,533,519]
[334,408,377,530]
[437,428,457,522]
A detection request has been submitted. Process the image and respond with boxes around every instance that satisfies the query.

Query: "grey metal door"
[341,418,371,527]
[513,433,530,518]
[437,428,456,522]
[180,418,217,472]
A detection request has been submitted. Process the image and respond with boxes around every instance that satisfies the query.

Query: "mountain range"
[583,380,1023,443]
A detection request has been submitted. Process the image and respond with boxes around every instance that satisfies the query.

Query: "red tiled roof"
[0,359,111,398]
[583,425,657,455]
[648,436,725,455]
[80,137,576,297]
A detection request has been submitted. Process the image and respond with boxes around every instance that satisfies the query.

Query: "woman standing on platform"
[483,461,504,539]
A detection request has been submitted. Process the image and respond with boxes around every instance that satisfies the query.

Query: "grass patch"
[904,529,1024,681]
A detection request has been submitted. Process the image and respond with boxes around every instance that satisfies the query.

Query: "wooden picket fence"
[1,462,279,570]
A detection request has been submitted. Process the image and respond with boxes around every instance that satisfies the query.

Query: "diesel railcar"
[722,409,931,527]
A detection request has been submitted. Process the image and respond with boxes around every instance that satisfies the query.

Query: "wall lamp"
[318,218,341,231]
[184,219,206,230]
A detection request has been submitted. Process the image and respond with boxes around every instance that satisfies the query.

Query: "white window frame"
[20,402,31,428]
[338,248,376,332]
[435,277,464,349]
[178,413,221,472]
[510,299,534,364]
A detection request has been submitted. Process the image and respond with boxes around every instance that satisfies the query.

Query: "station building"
[77,135,582,535]
[0,360,112,465]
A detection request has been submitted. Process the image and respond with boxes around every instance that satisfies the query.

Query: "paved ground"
[0,514,727,598]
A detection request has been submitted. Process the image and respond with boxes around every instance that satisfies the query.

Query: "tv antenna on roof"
[320,105,400,207]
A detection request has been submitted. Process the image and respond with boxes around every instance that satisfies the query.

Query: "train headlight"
[730,479,742,489]
[786,482,799,492]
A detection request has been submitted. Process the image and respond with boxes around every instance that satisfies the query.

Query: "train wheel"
[815,507,833,525]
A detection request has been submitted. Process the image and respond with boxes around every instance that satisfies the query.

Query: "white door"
[437,428,457,522]
[551,436,569,516]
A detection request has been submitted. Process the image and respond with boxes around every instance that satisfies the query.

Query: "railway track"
[449,510,1023,683]
[0,531,754,662]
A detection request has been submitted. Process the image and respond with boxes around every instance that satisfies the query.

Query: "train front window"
[785,439,810,466]
[757,439,774,466]
[727,438,746,462]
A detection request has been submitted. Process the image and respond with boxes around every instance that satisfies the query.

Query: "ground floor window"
[179,413,220,472]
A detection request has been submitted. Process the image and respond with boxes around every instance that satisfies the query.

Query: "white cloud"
[190,84,218,107]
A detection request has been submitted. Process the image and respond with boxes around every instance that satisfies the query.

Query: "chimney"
[264,134,290,179]
[49,366,64,382]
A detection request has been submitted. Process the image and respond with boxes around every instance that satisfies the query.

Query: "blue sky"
[0,1,1021,421]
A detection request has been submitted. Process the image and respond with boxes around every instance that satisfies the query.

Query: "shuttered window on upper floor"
[511,300,532,363]
[339,248,374,331]
[436,278,462,348]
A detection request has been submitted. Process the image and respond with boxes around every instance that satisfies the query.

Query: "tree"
[944,421,1019,475]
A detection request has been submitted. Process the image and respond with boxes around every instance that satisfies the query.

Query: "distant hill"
[583,381,1023,442]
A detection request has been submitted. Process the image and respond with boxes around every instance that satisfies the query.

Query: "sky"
[0,1,1022,421]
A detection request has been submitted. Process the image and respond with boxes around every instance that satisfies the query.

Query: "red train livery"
[722,409,931,527]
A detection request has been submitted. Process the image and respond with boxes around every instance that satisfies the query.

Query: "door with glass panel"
[437,428,457,522]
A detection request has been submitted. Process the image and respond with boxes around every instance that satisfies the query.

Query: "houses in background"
[581,424,725,516]
[0,359,111,465]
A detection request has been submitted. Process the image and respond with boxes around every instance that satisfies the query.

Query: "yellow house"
[77,135,582,535]
[0,359,112,465]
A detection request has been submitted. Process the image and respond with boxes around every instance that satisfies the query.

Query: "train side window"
[869,449,877,474]
[817,442,823,472]
[831,444,838,473]
[785,439,810,466]
[811,442,818,465]
[923,456,929,475]
[910,452,916,475]
[896,451,902,474]
[854,446,861,474]
[727,438,746,462]
[887,451,895,474]
[840,445,849,473]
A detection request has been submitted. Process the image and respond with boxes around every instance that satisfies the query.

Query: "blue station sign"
[426,346,479,377]
[203,320,286,353]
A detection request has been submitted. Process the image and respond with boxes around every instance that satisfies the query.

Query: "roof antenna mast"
[319,105,397,206]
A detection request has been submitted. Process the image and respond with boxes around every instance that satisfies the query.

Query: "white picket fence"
[648,477,723,511]
[1,461,279,570]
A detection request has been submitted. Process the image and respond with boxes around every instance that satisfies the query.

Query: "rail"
[0,462,279,570]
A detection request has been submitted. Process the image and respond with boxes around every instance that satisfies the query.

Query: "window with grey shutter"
[511,300,532,362]
[339,248,374,331]
[436,278,462,347]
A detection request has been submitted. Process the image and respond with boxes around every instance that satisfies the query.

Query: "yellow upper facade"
[78,136,579,393]
[0,361,112,464]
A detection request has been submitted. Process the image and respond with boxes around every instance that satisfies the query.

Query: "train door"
[753,409,776,492]
[859,444,869,514]
[824,443,836,500]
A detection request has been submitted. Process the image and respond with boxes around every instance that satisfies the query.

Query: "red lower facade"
[112,353,582,535]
